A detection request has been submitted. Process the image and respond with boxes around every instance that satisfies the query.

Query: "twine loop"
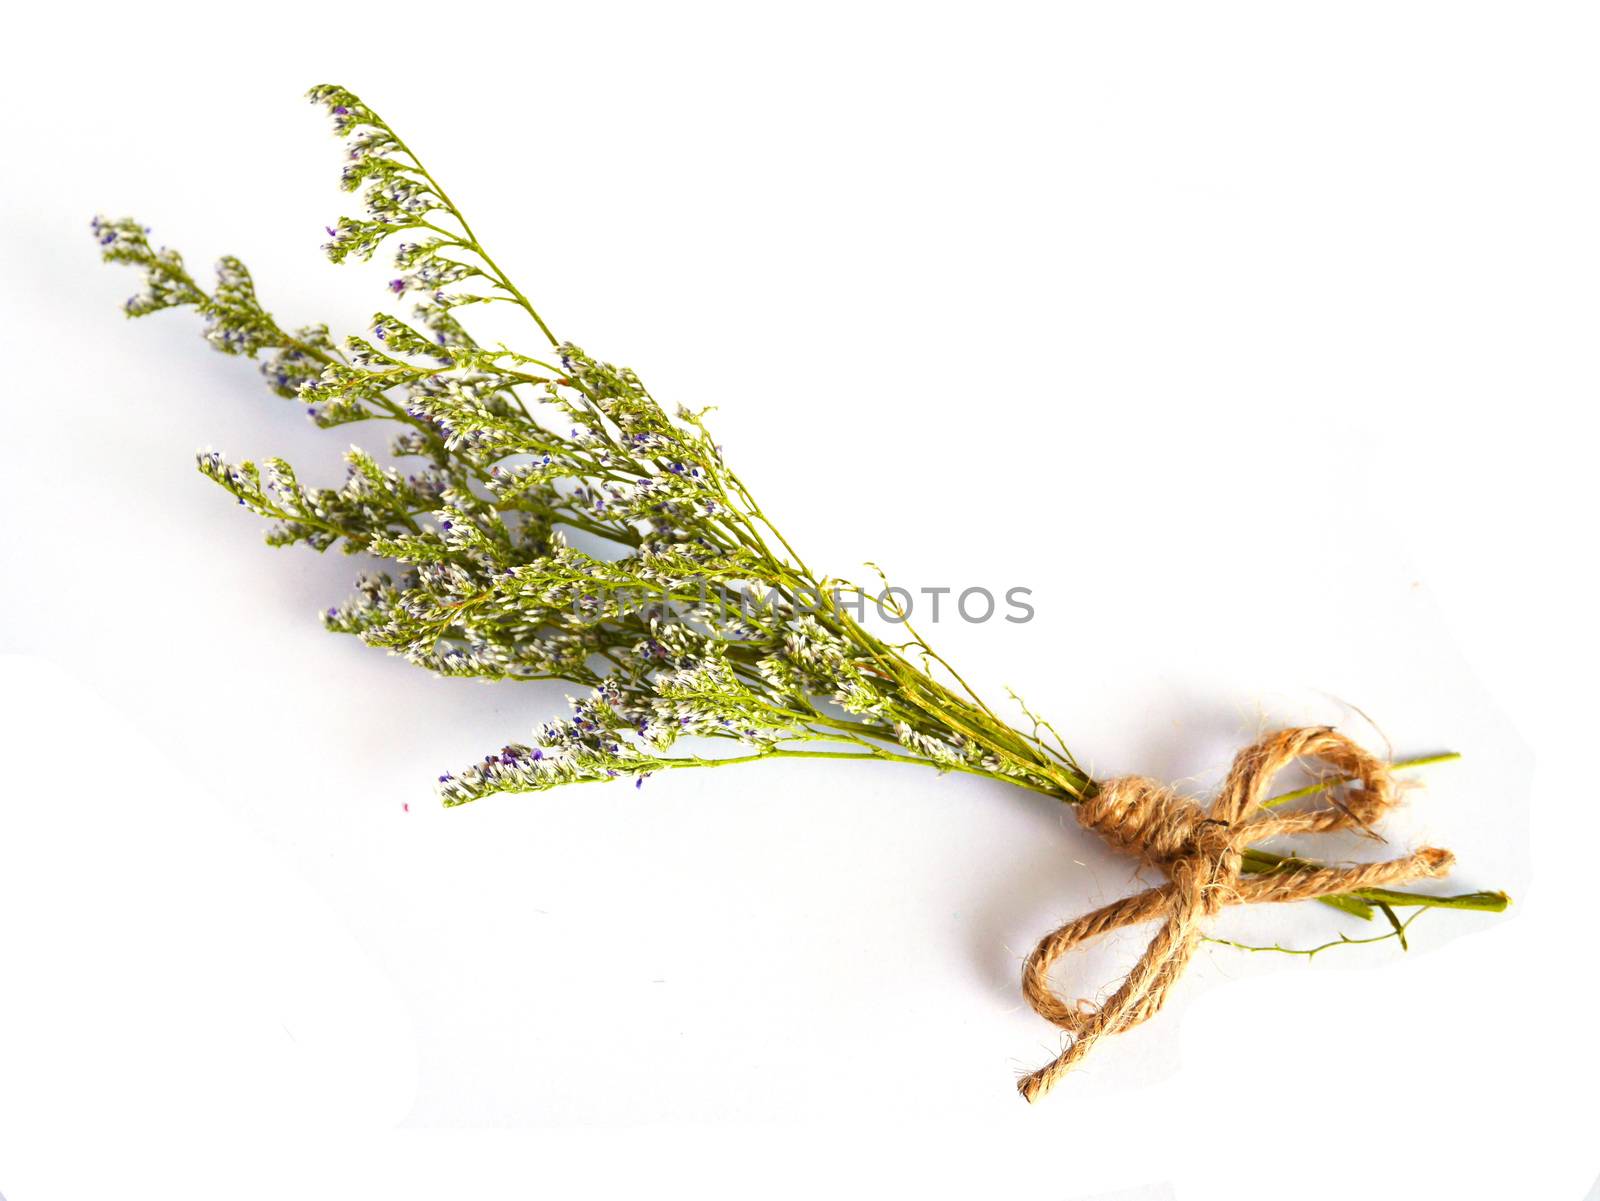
[1017,726,1455,1104]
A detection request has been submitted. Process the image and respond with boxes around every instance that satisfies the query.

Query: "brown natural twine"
[1017,726,1454,1104]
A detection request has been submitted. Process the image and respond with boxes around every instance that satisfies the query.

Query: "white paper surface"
[1,4,1593,1197]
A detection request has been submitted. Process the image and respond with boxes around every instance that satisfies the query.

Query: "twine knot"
[1017,726,1455,1104]
[1077,778,1219,870]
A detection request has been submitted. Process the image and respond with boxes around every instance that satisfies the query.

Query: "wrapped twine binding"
[1017,726,1455,1103]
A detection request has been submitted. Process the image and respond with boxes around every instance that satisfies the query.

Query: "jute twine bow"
[1017,726,1455,1103]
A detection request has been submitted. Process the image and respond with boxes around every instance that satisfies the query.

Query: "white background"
[1,2,1595,1198]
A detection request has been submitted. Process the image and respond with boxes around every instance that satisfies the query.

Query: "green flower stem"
[392,146,560,347]
[1345,886,1510,913]
[1261,751,1463,809]
[1241,847,1510,921]
[1203,907,1429,958]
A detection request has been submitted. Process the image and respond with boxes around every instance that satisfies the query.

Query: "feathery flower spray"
[95,86,1507,1100]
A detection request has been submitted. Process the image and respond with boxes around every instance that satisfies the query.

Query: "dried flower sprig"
[95,85,1507,1100]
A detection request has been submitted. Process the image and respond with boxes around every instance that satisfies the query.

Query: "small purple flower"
[389,278,406,295]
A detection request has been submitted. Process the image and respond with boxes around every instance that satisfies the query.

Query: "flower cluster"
[96,85,1090,809]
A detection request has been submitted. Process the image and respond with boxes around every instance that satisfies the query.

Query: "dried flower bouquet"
[95,86,1507,1101]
